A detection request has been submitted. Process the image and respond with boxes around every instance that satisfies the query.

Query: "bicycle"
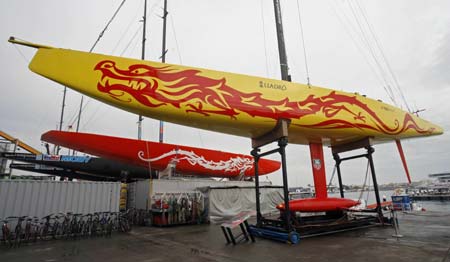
[104,212,115,237]
[98,212,111,237]
[108,212,119,236]
[14,216,28,247]
[91,213,100,237]
[118,211,131,233]
[82,214,93,237]
[40,214,57,240]
[70,214,83,239]
[77,214,87,238]
[52,214,66,240]
[59,212,73,240]
[1,217,15,247]
[24,216,40,243]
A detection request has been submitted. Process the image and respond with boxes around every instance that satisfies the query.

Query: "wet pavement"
[1,212,449,262]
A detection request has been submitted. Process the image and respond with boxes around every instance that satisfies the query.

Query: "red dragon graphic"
[94,60,433,135]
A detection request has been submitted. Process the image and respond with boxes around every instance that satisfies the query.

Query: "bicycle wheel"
[91,221,98,237]
[24,219,33,243]
[7,229,14,248]
[62,221,70,240]
[52,222,61,240]
[14,225,22,247]
[2,226,12,247]
[72,222,80,239]
[31,223,39,242]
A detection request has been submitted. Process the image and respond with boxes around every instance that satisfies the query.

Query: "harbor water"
[330,190,450,213]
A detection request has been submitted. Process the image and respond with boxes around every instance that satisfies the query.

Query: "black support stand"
[251,119,292,231]
[331,138,384,223]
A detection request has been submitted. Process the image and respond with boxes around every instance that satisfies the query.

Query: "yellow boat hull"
[26,45,442,145]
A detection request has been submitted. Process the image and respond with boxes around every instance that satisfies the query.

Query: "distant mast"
[56,87,67,154]
[159,0,168,143]
[137,0,148,140]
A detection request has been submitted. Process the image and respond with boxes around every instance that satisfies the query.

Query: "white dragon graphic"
[137,149,254,173]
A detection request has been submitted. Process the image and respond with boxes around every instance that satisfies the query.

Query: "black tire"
[7,229,14,248]
[91,222,98,237]
[32,225,39,242]
[2,226,12,247]
[14,225,22,247]
[52,222,61,240]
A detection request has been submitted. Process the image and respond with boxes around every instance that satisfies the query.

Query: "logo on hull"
[259,81,287,91]
[137,149,254,174]
[313,159,322,170]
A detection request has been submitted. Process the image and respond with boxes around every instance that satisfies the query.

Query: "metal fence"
[0,180,121,219]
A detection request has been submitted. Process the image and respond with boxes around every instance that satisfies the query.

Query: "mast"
[138,0,148,140]
[71,95,84,155]
[272,0,292,231]
[273,0,290,81]
[56,87,67,154]
[159,0,168,143]
[75,96,83,133]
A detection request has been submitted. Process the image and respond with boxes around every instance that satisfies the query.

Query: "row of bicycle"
[1,210,133,247]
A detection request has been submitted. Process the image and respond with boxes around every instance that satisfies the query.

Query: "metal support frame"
[331,138,384,223]
[333,154,345,198]
[251,119,292,231]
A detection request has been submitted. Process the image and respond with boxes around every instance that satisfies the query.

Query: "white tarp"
[127,179,282,224]
[128,178,272,210]
[206,187,284,223]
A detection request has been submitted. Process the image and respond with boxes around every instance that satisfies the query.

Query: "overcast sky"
[1,0,449,186]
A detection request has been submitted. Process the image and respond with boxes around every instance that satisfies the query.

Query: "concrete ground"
[1,212,449,262]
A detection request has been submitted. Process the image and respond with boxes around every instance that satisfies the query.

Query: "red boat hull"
[41,131,280,178]
[277,197,359,212]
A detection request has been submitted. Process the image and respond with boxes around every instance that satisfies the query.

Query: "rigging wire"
[170,14,183,64]
[296,0,311,87]
[81,104,103,130]
[365,164,371,204]
[357,160,370,203]
[348,0,398,106]
[354,0,411,112]
[111,1,144,54]
[67,92,94,129]
[78,0,163,132]
[119,15,143,56]
[68,24,143,129]
[331,3,386,84]
[259,0,270,77]
[335,0,413,111]
[79,1,145,130]
[144,138,154,208]
[330,3,390,101]
[11,39,57,135]
[129,32,144,56]
[327,165,337,188]
[331,1,399,106]
[70,0,128,134]
[89,0,127,52]
[12,43,30,64]
[196,131,205,148]
[347,0,397,103]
